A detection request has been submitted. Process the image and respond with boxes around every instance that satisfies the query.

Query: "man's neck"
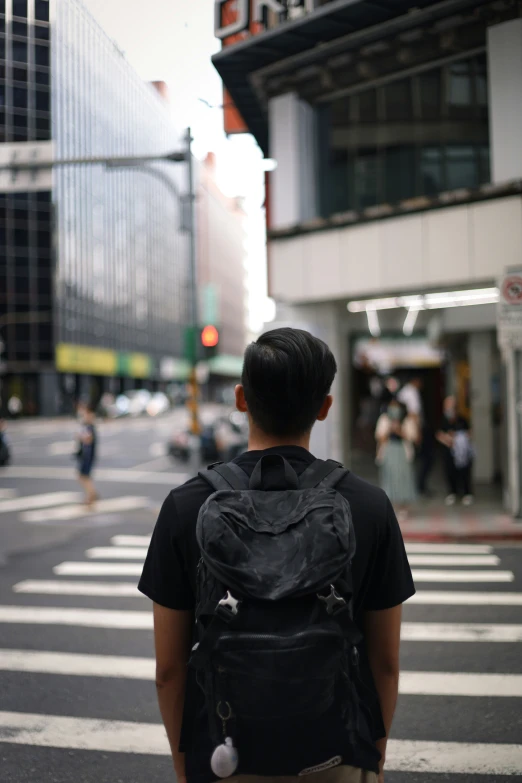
[248,429,311,453]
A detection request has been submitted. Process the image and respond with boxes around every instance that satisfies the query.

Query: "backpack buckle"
[318,585,347,616]
[216,590,240,621]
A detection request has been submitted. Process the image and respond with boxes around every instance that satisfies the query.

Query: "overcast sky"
[82,0,270,334]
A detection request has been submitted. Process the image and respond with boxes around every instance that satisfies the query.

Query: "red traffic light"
[201,324,219,348]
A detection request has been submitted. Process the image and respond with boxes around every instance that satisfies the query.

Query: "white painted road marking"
[21,496,150,523]
[0,711,169,755]
[0,489,17,500]
[53,562,143,576]
[386,739,522,775]
[86,547,148,560]
[0,649,154,679]
[13,580,143,597]
[408,554,500,567]
[148,442,165,457]
[0,713,520,774]
[0,606,152,629]
[47,441,74,456]
[411,569,514,582]
[409,590,522,605]
[400,671,522,697]
[1,650,521,698]
[0,492,83,514]
[0,466,188,485]
[401,622,522,643]
[405,543,493,554]
[111,535,150,547]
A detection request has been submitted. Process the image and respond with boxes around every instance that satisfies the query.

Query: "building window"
[35,1,50,22]
[35,89,49,112]
[34,44,49,68]
[34,25,50,41]
[12,21,27,36]
[318,52,490,217]
[12,0,28,19]
[13,86,28,108]
[12,40,28,63]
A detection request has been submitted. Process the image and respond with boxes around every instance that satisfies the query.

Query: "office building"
[213,0,522,511]
[0,0,190,414]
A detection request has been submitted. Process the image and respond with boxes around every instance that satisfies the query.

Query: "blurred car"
[146,392,170,417]
[168,411,248,464]
[126,389,152,417]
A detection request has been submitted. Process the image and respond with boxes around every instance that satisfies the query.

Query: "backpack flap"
[197,485,355,602]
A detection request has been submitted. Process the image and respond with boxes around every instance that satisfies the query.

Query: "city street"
[0,416,521,781]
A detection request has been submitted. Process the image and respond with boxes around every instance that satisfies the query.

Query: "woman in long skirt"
[376,400,418,520]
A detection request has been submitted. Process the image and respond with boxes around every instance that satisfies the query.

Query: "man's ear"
[317,395,333,422]
[235,384,248,413]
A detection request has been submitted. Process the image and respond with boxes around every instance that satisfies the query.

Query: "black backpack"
[190,454,363,778]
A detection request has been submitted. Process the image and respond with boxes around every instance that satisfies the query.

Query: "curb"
[401,529,522,544]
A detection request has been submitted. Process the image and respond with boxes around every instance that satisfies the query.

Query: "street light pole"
[185,127,201,439]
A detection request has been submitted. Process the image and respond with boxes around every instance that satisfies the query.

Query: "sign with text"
[498,268,522,350]
[215,0,318,41]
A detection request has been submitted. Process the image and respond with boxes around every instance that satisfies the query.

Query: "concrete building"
[196,152,247,390]
[0,0,190,415]
[213,0,522,511]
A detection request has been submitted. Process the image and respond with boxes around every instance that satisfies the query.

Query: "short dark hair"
[241,327,337,437]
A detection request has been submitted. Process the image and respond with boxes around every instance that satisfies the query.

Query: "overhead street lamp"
[0,129,202,436]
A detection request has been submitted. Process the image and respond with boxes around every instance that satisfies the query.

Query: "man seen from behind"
[139,327,415,783]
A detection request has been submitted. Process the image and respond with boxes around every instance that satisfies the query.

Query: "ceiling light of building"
[347,287,499,314]
[366,307,381,337]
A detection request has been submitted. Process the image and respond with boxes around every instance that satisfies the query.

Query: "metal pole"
[185,128,201,443]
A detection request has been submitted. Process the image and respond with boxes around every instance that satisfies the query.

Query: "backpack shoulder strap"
[198,461,250,492]
[299,458,348,490]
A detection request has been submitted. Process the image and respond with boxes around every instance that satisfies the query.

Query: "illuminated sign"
[215,0,317,40]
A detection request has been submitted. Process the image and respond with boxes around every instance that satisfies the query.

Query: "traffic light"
[200,324,219,359]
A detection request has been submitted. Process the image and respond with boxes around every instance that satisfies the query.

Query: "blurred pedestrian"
[76,402,98,506]
[376,399,418,520]
[437,396,474,506]
[7,395,22,419]
[0,418,10,466]
[398,376,434,497]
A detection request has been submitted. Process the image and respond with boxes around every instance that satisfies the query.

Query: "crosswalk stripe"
[12,580,143,597]
[0,492,82,514]
[0,649,154,679]
[0,489,17,500]
[1,650,521,697]
[0,712,520,773]
[1,466,188,486]
[0,711,168,755]
[53,562,143,576]
[411,569,514,582]
[405,543,493,554]
[111,535,150,547]
[400,671,522,697]
[408,555,500,566]
[386,739,522,775]
[0,606,520,640]
[409,590,522,606]
[402,622,522,643]
[0,606,151,629]
[86,547,148,560]
[21,496,150,523]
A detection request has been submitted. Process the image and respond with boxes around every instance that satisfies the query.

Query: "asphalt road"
[0,416,521,782]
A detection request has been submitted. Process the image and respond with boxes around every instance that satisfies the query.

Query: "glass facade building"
[0,0,190,414]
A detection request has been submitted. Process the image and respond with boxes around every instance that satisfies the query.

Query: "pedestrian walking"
[139,327,415,783]
[75,402,98,506]
[436,395,474,506]
[0,418,10,466]
[375,399,418,520]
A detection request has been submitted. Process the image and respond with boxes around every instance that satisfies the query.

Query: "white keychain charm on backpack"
[211,737,238,778]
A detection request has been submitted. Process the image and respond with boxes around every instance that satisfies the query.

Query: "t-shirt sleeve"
[138,492,194,611]
[363,499,416,611]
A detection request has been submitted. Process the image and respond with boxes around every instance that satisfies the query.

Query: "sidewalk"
[350,451,522,543]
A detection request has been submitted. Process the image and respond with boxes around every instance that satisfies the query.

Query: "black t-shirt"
[139,446,415,780]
